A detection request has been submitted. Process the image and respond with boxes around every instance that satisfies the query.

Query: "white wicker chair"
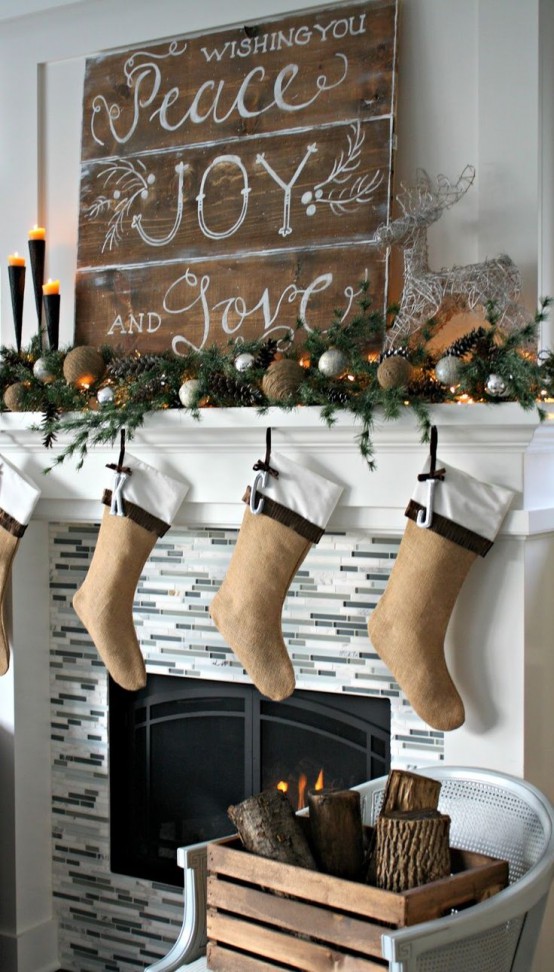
[146,766,554,972]
[353,766,554,972]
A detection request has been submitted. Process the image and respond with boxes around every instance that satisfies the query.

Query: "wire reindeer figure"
[372,165,527,349]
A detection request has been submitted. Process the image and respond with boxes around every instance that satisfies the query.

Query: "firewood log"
[307,788,364,880]
[227,789,317,869]
[381,769,442,814]
[374,809,451,892]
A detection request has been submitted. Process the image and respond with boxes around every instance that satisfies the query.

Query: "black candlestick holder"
[43,293,60,351]
[8,265,25,352]
[28,238,45,332]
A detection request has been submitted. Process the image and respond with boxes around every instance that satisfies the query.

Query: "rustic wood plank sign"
[75,0,398,353]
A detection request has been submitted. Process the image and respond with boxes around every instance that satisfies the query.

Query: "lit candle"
[28,225,46,241]
[42,278,60,295]
[8,252,25,266]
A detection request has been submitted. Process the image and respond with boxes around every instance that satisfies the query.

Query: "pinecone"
[444,327,489,358]
[378,347,411,363]
[107,352,164,380]
[130,377,171,404]
[210,372,263,406]
[327,383,353,405]
[407,374,447,403]
[253,339,278,370]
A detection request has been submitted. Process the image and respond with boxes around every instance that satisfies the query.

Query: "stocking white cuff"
[0,455,41,526]
[258,452,343,530]
[413,457,514,542]
[110,454,188,525]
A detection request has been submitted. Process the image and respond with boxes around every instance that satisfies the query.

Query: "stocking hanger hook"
[250,428,279,516]
[106,428,132,517]
[416,425,445,529]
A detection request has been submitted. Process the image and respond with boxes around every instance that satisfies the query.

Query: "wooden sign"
[75,0,398,353]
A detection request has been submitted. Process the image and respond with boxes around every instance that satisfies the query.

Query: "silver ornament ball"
[179,378,201,407]
[96,385,115,406]
[435,354,462,386]
[33,357,56,384]
[485,373,510,398]
[234,352,255,372]
[318,348,348,378]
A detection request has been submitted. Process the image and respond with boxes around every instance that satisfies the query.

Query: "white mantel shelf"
[1,402,554,533]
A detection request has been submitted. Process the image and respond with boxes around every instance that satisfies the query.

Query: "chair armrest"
[381,858,554,969]
[145,841,210,972]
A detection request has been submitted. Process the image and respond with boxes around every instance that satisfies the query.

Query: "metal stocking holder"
[416,425,445,528]
[106,428,132,516]
[250,427,279,515]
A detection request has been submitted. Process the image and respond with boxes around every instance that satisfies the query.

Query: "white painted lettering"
[128,313,144,333]
[350,14,367,36]
[252,33,270,55]
[200,41,231,62]
[147,312,162,332]
[313,21,335,42]
[107,314,127,335]
[295,26,312,46]
[165,269,211,350]
[332,19,349,40]
[196,155,250,240]
[237,38,252,57]
[256,143,317,236]
[91,62,161,146]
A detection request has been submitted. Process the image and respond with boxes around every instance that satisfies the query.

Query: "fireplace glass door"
[109,675,390,886]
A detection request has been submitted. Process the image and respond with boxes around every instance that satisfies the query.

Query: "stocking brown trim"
[102,490,171,537]
[0,508,27,539]
[405,500,493,557]
[242,485,324,544]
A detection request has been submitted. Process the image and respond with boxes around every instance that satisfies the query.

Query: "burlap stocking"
[0,456,41,676]
[210,451,343,701]
[73,454,188,690]
[368,456,514,731]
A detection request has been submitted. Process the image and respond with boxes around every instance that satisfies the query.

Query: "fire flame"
[275,768,325,810]
[297,773,308,810]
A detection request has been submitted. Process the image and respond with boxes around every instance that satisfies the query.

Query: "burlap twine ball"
[63,346,106,387]
[262,359,304,400]
[377,355,413,390]
[3,382,29,412]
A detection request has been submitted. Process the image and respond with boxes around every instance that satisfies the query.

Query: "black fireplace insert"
[109,675,390,886]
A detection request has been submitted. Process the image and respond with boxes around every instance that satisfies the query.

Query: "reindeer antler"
[396,165,475,223]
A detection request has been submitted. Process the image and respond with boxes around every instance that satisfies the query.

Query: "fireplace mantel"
[1,403,553,532]
[1,401,554,972]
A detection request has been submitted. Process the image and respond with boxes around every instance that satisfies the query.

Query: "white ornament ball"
[234,352,255,372]
[435,355,462,386]
[96,385,115,406]
[485,373,510,398]
[318,348,348,378]
[179,378,201,407]
[33,357,56,384]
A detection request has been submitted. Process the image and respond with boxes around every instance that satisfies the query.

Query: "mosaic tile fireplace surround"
[2,405,554,972]
[50,521,441,970]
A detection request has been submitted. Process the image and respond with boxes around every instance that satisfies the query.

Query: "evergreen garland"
[0,289,551,471]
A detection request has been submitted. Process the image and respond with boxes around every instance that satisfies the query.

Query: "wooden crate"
[206,830,509,972]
